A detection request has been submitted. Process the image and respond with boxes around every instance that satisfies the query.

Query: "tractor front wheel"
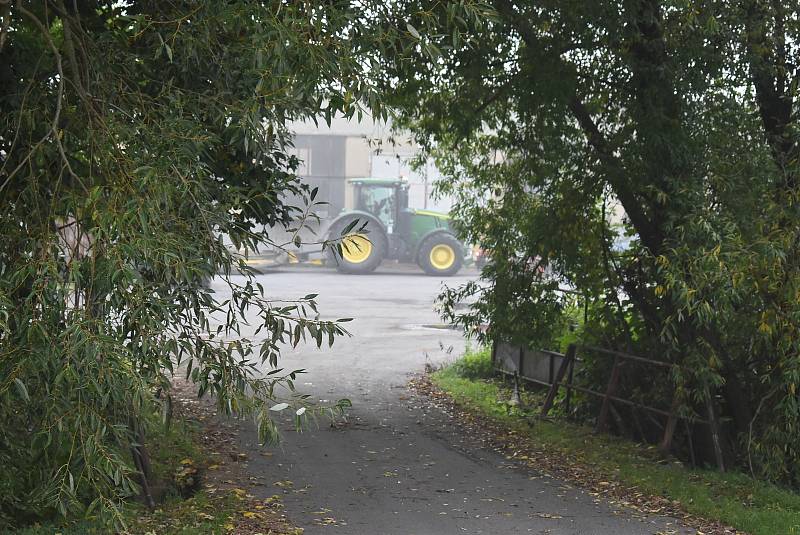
[418,233,463,276]
[327,218,386,274]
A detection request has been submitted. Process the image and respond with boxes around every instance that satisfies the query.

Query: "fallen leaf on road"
[531,512,564,519]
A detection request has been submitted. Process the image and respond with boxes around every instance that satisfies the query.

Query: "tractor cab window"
[357,186,396,228]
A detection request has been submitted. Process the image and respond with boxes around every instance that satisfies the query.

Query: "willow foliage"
[0,0,417,527]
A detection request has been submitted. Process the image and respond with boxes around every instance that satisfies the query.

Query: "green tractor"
[326,178,464,276]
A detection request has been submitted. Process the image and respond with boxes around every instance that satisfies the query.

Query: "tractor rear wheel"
[327,218,386,274]
[418,233,463,276]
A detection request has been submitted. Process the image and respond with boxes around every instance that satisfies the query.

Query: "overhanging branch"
[742,0,797,188]
[491,0,663,254]
[0,0,11,54]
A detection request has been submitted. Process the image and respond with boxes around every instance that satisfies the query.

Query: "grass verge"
[428,348,800,535]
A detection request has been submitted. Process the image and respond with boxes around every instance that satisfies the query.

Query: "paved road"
[213,267,691,535]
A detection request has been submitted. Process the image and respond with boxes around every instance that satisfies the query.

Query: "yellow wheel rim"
[342,234,373,264]
[429,244,455,270]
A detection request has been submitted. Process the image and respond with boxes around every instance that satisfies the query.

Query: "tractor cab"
[349,178,410,233]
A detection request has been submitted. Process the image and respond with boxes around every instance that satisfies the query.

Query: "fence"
[492,341,726,471]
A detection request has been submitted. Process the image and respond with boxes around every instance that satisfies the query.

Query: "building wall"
[289,115,454,217]
[290,134,347,219]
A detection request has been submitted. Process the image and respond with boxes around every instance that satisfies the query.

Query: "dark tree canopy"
[383,0,800,484]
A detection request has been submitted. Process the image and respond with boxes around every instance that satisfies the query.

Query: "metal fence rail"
[491,341,725,471]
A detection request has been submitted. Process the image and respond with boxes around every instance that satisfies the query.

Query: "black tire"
[418,233,463,276]
[326,217,387,274]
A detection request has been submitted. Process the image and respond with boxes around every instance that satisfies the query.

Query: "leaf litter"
[408,375,743,535]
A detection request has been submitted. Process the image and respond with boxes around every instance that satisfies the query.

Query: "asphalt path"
[211,266,692,535]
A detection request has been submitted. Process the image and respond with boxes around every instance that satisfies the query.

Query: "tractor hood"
[412,209,450,220]
[408,208,457,236]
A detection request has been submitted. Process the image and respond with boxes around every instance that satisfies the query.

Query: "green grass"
[13,492,245,535]
[148,419,203,493]
[432,349,800,535]
[451,345,496,379]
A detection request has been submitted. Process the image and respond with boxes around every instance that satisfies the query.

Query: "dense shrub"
[452,347,495,380]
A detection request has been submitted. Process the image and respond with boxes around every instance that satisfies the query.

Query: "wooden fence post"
[658,395,680,455]
[540,344,576,417]
[595,356,623,434]
[563,355,576,416]
[684,419,697,468]
[705,390,726,472]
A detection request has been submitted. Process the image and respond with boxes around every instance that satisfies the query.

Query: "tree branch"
[0,0,11,54]
[8,5,85,193]
[491,0,663,254]
[567,96,663,253]
[1,6,68,193]
[742,0,796,188]
[57,0,93,110]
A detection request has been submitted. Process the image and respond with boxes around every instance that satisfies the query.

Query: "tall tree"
[383,0,800,483]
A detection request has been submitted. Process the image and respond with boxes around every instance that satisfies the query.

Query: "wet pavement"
[211,266,692,535]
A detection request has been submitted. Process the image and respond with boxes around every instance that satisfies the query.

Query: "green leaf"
[341,218,361,235]
[13,378,29,402]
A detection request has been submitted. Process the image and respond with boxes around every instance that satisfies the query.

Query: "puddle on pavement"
[402,323,460,331]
